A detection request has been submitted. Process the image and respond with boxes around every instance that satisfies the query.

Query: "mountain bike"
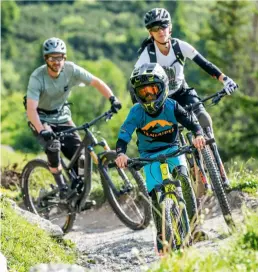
[20,108,152,233]
[179,89,234,227]
[123,139,214,252]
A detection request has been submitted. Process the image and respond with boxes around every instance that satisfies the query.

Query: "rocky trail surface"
[65,191,258,272]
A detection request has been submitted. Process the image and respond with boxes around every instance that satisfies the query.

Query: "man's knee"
[45,139,61,168]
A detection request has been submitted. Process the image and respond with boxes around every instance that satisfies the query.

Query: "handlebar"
[126,138,215,170]
[55,108,114,138]
[184,89,227,112]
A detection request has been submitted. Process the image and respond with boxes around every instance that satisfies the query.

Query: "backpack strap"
[147,42,157,63]
[171,38,185,66]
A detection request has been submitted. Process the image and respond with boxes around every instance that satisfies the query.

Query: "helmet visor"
[135,84,160,102]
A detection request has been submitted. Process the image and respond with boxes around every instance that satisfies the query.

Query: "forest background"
[1,0,258,164]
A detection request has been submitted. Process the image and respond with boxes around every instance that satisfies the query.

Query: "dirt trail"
[65,192,258,272]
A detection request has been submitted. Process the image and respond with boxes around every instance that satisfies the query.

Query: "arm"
[115,106,140,168]
[174,102,203,136]
[27,99,44,133]
[90,76,114,99]
[174,102,205,149]
[179,41,238,94]
[90,76,122,112]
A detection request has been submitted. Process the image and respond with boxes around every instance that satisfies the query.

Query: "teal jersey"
[118,99,179,157]
[27,61,93,124]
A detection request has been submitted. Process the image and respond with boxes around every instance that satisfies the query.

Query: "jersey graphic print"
[138,119,175,143]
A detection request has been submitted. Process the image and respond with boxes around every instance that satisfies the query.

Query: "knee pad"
[45,140,61,168]
[172,165,189,180]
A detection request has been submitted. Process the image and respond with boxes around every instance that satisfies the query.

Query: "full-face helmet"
[130,63,169,114]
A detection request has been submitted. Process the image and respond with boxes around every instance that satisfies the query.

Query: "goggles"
[47,56,65,62]
[136,84,160,101]
[148,21,169,31]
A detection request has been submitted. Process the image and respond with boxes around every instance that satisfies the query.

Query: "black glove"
[109,96,122,114]
[39,130,56,141]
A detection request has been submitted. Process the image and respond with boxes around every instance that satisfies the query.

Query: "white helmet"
[144,8,171,30]
[43,37,66,56]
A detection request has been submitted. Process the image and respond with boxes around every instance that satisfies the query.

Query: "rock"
[7,199,63,237]
[29,264,86,272]
[0,252,8,272]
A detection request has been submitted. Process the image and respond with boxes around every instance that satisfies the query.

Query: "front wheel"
[201,147,234,227]
[20,159,76,233]
[99,151,152,230]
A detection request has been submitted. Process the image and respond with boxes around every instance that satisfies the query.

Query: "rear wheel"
[20,159,76,233]
[99,151,152,230]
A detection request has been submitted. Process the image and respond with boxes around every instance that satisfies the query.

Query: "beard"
[46,62,63,73]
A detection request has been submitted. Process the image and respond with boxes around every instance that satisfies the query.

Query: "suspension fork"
[204,127,229,183]
[179,129,194,168]
[186,132,209,189]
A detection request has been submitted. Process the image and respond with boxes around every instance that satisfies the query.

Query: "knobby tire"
[20,159,76,233]
[99,152,152,230]
[201,147,234,227]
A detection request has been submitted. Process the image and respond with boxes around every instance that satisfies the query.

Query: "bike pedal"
[81,200,96,211]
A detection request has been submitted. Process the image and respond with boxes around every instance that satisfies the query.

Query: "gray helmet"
[43,37,66,56]
[130,63,169,114]
[144,8,171,29]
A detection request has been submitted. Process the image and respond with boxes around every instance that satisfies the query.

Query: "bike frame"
[57,111,112,211]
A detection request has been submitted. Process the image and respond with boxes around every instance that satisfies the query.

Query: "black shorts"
[169,88,203,110]
[29,122,81,161]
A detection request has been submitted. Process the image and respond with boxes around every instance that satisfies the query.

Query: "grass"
[0,197,77,272]
[146,208,258,272]
[227,159,258,196]
[0,147,38,171]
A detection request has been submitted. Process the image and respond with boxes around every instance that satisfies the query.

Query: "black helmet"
[144,8,171,30]
[43,37,66,56]
[130,63,169,114]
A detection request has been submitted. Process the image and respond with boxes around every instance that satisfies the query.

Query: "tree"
[1,1,20,37]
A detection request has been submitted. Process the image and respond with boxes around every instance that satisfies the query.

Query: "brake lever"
[105,111,113,121]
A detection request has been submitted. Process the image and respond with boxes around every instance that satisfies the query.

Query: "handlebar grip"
[108,162,117,168]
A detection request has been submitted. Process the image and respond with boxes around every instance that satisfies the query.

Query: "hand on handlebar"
[109,96,122,114]
[115,153,129,168]
[222,76,238,95]
[193,135,206,150]
[39,129,56,141]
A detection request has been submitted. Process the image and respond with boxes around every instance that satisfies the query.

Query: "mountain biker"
[26,37,121,200]
[134,8,238,187]
[115,62,206,254]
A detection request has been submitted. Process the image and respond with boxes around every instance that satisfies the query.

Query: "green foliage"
[1,0,258,163]
[0,197,77,272]
[1,1,20,37]
[1,92,40,152]
[148,210,258,272]
[228,159,258,195]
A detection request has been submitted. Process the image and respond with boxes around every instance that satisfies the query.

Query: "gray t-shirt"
[27,61,93,124]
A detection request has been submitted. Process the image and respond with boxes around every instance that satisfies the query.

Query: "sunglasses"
[136,85,159,100]
[47,56,65,62]
[149,24,168,32]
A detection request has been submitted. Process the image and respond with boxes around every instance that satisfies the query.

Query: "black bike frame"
[57,110,113,211]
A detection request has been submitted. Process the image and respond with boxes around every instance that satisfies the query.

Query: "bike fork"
[186,132,210,191]
[205,128,229,185]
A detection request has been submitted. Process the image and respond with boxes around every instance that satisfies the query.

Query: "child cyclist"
[115,63,206,253]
